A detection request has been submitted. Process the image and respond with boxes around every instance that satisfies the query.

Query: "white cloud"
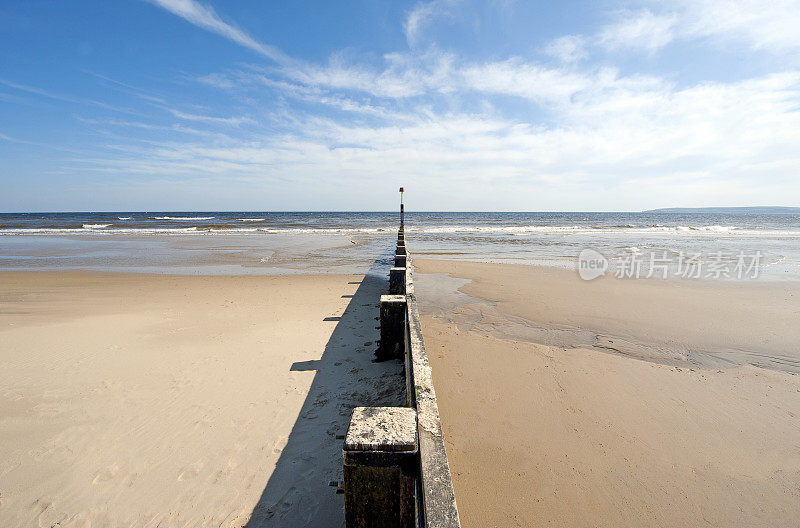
[196,73,237,89]
[160,106,255,127]
[207,51,660,113]
[598,9,678,53]
[543,35,587,63]
[273,50,457,99]
[87,72,168,104]
[674,0,800,52]
[594,1,800,55]
[460,59,591,104]
[0,79,142,115]
[145,0,288,62]
[404,0,458,48]
[72,64,800,209]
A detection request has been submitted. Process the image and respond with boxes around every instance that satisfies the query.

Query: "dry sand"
[415,259,800,528]
[0,271,403,527]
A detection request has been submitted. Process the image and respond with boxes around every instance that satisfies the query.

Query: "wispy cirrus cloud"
[0,79,143,115]
[675,0,800,52]
[159,106,255,127]
[404,0,459,48]
[594,0,800,54]
[86,71,168,104]
[144,0,289,63]
[277,50,458,99]
[543,35,588,63]
[3,74,257,129]
[196,73,237,90]
[67,60,800,209]
[598,10,678,53]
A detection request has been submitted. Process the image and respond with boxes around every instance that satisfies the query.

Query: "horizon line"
[2,206,799,215]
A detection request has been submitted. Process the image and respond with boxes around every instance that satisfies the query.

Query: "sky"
[1,0,799,212]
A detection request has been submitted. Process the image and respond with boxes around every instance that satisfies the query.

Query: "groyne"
[342,224,461,528]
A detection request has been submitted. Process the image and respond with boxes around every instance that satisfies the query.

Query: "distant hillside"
[643,206,800,214]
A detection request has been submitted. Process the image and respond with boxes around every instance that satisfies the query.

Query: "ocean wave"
[0,226,381,235]
[694,225,736,232]
[1,227,200,235]
[237,218,266,222]
[2,225,800,237]
[404,225,582,234]
[404,224,745,234]
[151,216,215,221]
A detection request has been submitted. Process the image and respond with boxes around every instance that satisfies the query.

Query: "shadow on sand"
[245,258,406,527]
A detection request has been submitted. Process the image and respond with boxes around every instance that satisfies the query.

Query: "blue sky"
[1,0,799,211]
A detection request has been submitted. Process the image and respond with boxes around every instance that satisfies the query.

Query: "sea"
[1,211,799,279]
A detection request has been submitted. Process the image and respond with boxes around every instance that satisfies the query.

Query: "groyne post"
[400,186,404,227]
[394,254,407,268]
[396,243,407,256]
[343,406,418,528]
[376,295,406,361]
[389,267,407,295]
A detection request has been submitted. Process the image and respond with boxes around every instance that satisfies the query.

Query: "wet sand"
[415,259,800,528]
[0,271,403,527]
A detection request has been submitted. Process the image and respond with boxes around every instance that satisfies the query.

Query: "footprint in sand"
[212,469,230,484]
[32,497,53,516]
[326,422,342,437]
[211,459,239,484]
[92,464,120,485]
[301,407,319,419]
[177,461,204,481]
[258,486,297,521]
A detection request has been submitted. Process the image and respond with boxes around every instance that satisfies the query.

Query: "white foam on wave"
[117,217,132,220]
[405,225,585,234]
[405,224,745,235]
[151,216,215,221]
[671,225,737,232]
[237,218,266,222]
[2,224,800,238]
[1,227,200,235]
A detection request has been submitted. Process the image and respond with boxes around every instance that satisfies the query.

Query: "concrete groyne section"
[342,224,462,528]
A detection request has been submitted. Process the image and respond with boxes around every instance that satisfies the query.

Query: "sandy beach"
[415,259,800,528]
[0,271,403,527]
